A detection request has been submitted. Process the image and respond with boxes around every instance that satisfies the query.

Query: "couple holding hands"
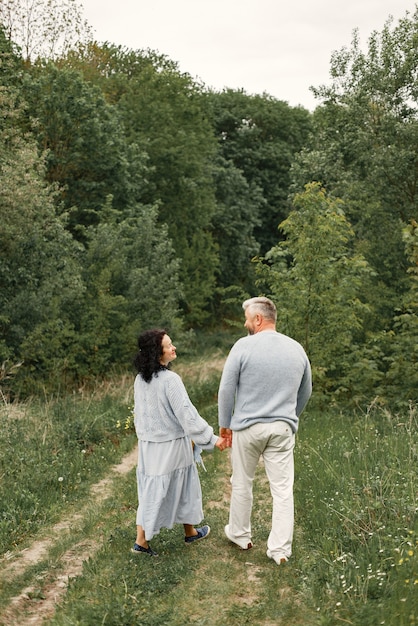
[132,297,312,565]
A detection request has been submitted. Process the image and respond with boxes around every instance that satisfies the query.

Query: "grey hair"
[242,297,277,322]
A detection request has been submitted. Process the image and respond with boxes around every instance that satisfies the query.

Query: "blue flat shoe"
[184,525,211,544]
[131,543,158,556]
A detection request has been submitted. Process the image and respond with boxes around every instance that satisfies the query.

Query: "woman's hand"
[215,436,229,451]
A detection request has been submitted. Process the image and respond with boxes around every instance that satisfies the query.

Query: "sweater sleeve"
[218,343,241,429]
[167,374,218,449]
[296,359,312,417]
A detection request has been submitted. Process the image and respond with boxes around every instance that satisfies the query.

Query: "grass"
[0,383,137,554]
[48,452,315,626]
[293,402,418,626]
[0,350,417,625]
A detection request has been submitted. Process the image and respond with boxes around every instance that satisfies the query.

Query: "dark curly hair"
[133,328,168,383]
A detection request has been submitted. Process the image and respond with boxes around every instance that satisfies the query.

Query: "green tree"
[119,53,219,325]
[0,40,186,393]
[79,202,182,374]
[206,89,312,253]
[211,155,261,290]
[375,220,418,407]
[64,44,220,325]
[0,78,85,393]
[21,64,148,235]
[256,183,373,402]
[292,8,418,329]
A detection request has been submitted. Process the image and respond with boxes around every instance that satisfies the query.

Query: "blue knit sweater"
[218,330,312,434]
[134,368,218,448]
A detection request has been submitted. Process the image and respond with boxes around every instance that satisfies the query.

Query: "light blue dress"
[136,437,203,539]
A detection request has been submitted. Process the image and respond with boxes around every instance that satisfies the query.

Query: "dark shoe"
[131,542,158,556]
[184,524,211,544]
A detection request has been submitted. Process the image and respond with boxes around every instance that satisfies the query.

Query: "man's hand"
[219,427,232,448]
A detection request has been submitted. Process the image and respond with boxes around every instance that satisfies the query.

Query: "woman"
[132,328,227,556]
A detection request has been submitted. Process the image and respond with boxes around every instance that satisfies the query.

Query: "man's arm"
[296,360,312,417]
[218,344,241,429]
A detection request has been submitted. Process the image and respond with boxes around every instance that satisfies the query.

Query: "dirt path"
[0,446,138,626]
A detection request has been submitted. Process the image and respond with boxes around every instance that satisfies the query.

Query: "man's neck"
[256,322,276,333]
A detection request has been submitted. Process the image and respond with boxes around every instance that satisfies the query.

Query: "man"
[218,296,312,564]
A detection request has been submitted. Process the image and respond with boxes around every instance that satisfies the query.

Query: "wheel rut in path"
[0,446,138,626]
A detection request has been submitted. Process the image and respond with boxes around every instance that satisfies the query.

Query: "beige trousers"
[228,420,295,560]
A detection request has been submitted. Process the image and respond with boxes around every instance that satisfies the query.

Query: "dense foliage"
[0,16,310,395]
[0,3,417,409]
[282,7,418,407]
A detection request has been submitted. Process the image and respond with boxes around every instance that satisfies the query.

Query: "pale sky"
[81,0,416,111]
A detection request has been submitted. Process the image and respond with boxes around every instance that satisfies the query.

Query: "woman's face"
[160,334,177,366]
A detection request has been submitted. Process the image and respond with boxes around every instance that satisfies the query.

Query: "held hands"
[217,427,233,450]
[215,436,229,451]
